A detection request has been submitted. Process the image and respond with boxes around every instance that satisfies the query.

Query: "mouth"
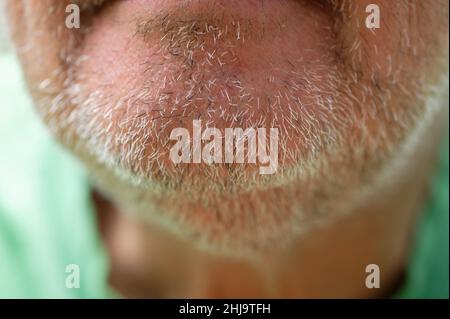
[74,0,112,11]
[86,0,330,12]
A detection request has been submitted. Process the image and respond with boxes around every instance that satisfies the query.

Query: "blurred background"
[0,12,110,298]
[0,10,9,52]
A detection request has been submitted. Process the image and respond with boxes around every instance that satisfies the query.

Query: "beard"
[7,0,449,255]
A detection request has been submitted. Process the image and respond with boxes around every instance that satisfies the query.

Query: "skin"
[4,0,449,297]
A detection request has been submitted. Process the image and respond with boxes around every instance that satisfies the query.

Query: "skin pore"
[4,0,449,297]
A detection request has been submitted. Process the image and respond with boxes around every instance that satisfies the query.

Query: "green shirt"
[0,53,448,299]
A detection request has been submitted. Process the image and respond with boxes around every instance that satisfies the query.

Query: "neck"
[92,145,436,297]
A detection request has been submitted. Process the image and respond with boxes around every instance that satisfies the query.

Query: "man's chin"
[82,148,315,256]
